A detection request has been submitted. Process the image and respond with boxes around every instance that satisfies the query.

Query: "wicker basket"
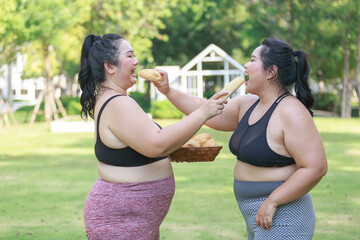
[169,146,223,163]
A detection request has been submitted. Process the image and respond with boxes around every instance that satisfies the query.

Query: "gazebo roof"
[180,43,245,73]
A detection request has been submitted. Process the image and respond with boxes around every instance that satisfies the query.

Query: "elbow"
[314,162,327,181]
[319,157,328,177]
[143,141,171,158]
[320,164,328,178]
[143,148,167,158]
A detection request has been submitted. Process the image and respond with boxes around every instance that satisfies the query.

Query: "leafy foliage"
[150,100,184,119]
[129,91,151,113]
[60,96,82,115]
[313,92,339,112]
[82,0,179,68]
[1,0,360,118]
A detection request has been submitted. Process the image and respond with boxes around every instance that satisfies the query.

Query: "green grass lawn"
[0,117,359,239]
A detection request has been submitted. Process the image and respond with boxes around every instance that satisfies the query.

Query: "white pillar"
[196,62,203,97]
[224,61,230,86]
[181,73,187,93]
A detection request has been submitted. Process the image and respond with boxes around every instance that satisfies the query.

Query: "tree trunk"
[341,18,351,118]
[72,75,78,97]
[30,44,66,123]
[44,45,52,122]
[65,75,73,96]
[355,21,360,117]
[6,64,13,107]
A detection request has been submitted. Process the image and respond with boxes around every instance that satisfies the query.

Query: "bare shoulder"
[277,96,314,127]
[108,94,140,110]
[236,94,259,114]
[231,93,258,108]
[99,94,146,122]
[101,94,157,135]
[109,96,147,119]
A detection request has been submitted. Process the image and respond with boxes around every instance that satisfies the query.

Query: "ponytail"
[78,34,123,120]
[293,50,314,116]
[79,34,97,120]
[261,37,314,116]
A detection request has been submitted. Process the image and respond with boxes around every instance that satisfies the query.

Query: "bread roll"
[139,69,162,82]
[219,77,245,99]
[203,139,217,147]
[183,138,201,147]
[193,133,211,146]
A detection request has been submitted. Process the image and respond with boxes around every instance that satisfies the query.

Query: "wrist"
[194,105,211,122]
[266,195,280,208]
[164,87,174,98]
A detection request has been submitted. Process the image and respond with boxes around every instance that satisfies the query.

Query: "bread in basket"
[169,133,222,163]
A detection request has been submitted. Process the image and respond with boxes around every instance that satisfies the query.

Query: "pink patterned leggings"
[84,175,175,240]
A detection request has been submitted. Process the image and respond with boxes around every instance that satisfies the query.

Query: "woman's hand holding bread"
[153,69,172,95]
[196,91,228,120]
[140,69,171,95]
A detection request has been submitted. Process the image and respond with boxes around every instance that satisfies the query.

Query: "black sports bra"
[94,94,167,167]
[229,93,295,167]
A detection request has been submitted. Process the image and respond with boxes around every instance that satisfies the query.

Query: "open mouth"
[244,71,249,81]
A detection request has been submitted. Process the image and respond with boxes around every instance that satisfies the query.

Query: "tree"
[21,0,88,122]
[153,0,249,66]
[81,0,180,102]
[52,10,91,97]
[324,0,359,118]
[354,24,360,117]
[0,0,26,106]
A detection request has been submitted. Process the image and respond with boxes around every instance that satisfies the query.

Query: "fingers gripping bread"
[139,69,162,82]
[219,77,245,99]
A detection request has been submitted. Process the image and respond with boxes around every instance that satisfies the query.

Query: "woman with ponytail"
[153,36,327,239]
[79,34,227,240]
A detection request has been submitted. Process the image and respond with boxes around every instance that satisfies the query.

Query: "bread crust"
[220,77,245,99]
[139,69,162,82]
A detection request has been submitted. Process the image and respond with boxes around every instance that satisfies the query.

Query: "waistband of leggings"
[92,174,175,197]
[233,180,284,200]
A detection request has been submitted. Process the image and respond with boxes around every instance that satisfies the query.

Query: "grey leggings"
[234,180,315,240]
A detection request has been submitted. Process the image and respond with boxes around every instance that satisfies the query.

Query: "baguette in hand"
[219,77,245,99]
[139,69,162,82]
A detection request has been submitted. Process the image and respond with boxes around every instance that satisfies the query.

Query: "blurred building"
[139,44,246,101]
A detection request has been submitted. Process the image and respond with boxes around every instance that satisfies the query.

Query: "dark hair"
[260,37,314,116]
[78,33,124,120]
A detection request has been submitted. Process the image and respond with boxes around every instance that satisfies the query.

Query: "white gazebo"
[149,44,246,101]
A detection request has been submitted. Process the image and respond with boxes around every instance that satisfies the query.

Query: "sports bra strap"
[96,94,125,139]
[276,92,292,104]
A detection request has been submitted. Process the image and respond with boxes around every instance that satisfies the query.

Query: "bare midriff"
[98,158,173,183]
[234,160,298,182]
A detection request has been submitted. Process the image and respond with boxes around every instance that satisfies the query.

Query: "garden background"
[1,0,360,239]
[0,118,359,239]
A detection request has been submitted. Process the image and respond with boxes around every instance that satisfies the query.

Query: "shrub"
[14,96,81,122]
[130,91,151,112]
[313,92,338,112]
[15,104,45,123]
[203,90,215,99]
[60,96,81,115]
[352,107,359,117]
[151,100,184,119]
